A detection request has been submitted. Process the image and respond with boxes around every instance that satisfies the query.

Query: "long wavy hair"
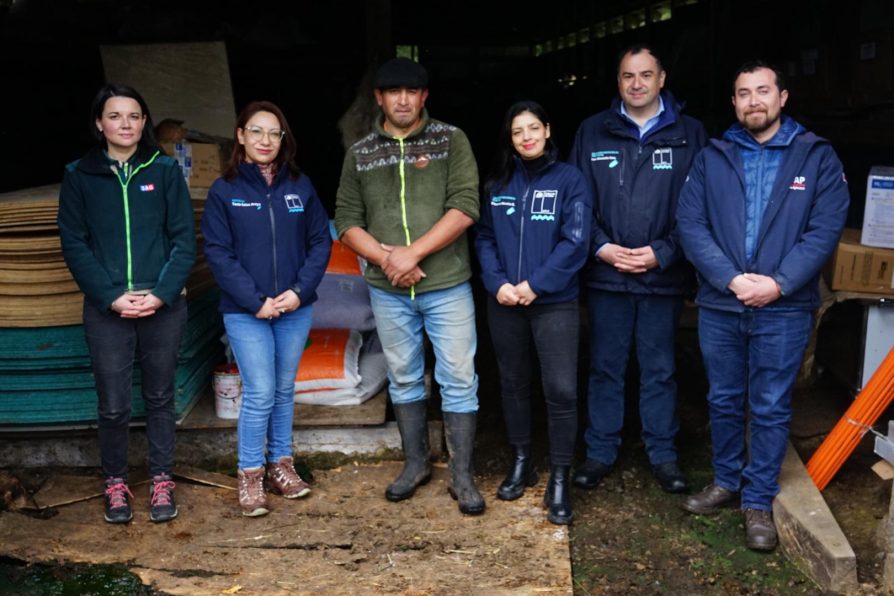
[89,83,158,153]
[484,100,556,194]
[224,100,301,181]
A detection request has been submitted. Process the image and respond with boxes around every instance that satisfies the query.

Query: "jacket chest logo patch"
[232,198,262,210]
[491,195,516,215]
[284,193,304,213]
[530,190,558,221]
[414,155,431,169]
[139,183,155,192]
[591,150,620,168]
[652,148,673,170]
[789,176,807,191]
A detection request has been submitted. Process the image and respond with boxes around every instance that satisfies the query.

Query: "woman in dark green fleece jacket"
[58,84,196,525]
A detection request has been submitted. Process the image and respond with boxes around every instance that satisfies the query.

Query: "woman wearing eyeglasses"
[202,101,331,516]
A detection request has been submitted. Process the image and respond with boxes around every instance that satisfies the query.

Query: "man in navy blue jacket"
[677,61,849,551]
[570,44,707,495]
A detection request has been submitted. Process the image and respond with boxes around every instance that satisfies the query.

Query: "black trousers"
[486,297,579,466]
[83,295,187,479]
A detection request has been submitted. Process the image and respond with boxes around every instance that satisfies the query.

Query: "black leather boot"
[385,401,432,502]
[497,444,538,501]
[443,412,485,515]
[543,465,573,525]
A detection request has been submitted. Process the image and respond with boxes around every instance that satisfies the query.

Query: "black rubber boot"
[443,412,485,515]
[544,465,573,525]
[385,401,432,502]
[497,444,538,501]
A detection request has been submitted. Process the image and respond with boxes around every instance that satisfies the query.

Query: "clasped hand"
[255,290,301,320]
[496,281,538,306]
[111,292,163,318]
[380,244,427,288]
[728,273,781,307]
[598,243,658,273]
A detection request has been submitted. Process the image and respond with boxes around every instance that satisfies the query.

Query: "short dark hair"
[732,60,787,93]
[485,100,556,193]
[616,44,664,74]
[90,83,158,152]
[224,100,301,181]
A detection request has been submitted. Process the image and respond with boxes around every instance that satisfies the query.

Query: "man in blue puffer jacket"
[570,44,707,495]
[677,61,849,551]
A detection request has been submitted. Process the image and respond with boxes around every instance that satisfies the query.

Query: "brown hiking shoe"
[238,467,269,517]
[744,508,778,551]
[681,483,739,515]
[266,456,311,499]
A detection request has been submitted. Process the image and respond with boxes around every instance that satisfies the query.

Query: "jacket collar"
[77,143,159,175]
[513,144,559,177]
[606,90,681,141]
[374,109,431,141]
[237,160,289,188]
[722,115,804,149]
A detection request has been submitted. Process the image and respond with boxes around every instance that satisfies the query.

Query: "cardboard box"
[861,166,894,249]
[826,228,894,295]
[161,142,224,188]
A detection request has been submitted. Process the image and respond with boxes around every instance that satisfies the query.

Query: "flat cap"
[373,58,428,90]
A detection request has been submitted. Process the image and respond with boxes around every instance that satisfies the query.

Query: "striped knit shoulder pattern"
[351,120,457,172]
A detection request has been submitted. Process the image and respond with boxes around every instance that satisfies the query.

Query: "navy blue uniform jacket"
[475,151,591,305]
[202,163,332,314]
[570,92,707,295]
[676,123,849,312]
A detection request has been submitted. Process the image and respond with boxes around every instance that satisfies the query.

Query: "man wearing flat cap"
[335,58,484,515]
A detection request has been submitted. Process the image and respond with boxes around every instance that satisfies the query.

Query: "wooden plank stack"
[0,183,224,428]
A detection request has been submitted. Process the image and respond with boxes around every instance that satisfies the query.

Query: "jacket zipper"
[397,138,415,299]
[268,191,279,295]
[517,181,530,281]
[113,151,159,290]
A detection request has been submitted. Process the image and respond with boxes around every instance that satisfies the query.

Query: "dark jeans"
[83,295,187,479]
[487,297,579,467]
[698,307,813,511]
[585,290,683,466]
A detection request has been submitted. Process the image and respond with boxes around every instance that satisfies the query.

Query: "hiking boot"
[681,483,739,515]
[238,467,269,517]
[444,412,485,515]
[497,444,538,501]
[543,465,573,525]
[744,508,778,551]
[103,477,133,524]
[266,456,311,499]
[149,473,178,523]
[651,461,689,494]
[572,458,612,490]
[386,400,432,502]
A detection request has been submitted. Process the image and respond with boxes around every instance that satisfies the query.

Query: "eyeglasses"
[242,125,285,144]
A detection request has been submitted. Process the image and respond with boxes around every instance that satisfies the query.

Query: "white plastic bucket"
[213,364,242,419]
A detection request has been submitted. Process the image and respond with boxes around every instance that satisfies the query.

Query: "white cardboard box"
[861,166,894,248]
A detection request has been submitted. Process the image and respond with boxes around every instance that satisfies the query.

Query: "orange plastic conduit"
[806,346,894,490]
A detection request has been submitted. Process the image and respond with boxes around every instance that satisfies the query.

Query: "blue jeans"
[224,306,313,469]
[487,297,578,466]
[585,290,683,466]
[83,295,187,479]
[698,307,813,511]
[369,282,478,413]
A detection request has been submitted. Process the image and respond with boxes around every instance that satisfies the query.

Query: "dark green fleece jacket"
[58,144,196,310]
[334,110,480,294]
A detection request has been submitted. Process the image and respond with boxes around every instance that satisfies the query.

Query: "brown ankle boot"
[266,456,311,499]
[238,467,269,517]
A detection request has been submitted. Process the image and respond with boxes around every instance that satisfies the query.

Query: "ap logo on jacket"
[284,194,304,213]
[531,190,558,221]
[652,148,673,170]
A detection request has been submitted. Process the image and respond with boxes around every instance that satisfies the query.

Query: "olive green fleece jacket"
[58,145,196,310]
[334,110,480,294]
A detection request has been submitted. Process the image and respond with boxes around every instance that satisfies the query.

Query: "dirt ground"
[0,463,571,595]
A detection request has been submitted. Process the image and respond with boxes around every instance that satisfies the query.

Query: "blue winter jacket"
[570,91,707,295]
[475,149,591,304]
[676,120,849,312]
[202,163,332,314]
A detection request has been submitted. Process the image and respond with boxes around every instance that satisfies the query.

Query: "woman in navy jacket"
[202,101,331,517]
[475,100,591,524]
